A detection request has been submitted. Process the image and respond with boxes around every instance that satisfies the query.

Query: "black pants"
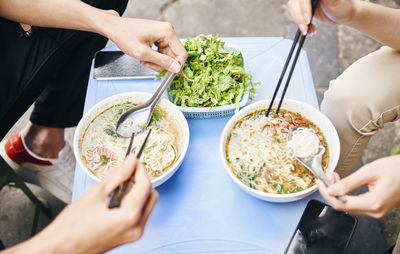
[0,0,128,140]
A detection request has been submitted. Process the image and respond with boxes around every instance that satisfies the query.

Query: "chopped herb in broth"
[81,102,183,180]
[225,109,329,194]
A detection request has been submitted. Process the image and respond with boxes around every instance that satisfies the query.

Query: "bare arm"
[347,1,400,51]
[0,0,109,34]
[0,0,188,73]
[1,156,158,254]
[288,0,400,50]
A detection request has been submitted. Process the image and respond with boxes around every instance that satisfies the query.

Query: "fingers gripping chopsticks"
[266,0,319,116]
[108,129,152,209]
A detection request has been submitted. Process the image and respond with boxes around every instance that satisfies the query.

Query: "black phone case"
[93,51,157,80]
[285,199,358,254]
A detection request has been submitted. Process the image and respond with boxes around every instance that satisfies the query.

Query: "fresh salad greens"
[158,34,260,112]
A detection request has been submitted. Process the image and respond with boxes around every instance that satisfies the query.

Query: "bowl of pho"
[220,99,340,202]
[74,92,190,188]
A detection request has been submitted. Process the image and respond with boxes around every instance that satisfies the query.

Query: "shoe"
[0,131,75,203]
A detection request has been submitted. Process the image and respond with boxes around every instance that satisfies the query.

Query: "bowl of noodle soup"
[220,99,340,202]
[74,92,189,188]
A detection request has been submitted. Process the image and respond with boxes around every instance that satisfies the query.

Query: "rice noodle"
[81,102,183,180]
[225,109,329,194]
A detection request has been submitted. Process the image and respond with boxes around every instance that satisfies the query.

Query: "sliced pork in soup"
[81,101,183,180]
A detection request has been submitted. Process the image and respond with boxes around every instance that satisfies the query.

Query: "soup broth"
[225,109,329,194]
[81,101,183,180]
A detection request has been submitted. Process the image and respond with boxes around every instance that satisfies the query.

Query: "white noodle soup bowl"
[220,99,340,202]
[73,92,190,188]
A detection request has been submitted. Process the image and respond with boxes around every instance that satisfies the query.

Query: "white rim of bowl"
[73,92,190,186]
[220,98,340,199]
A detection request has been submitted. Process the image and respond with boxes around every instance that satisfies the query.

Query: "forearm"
[0,221,94,254]
[0,0,117,38]
[0,232,59,254]
[346,1,400,50]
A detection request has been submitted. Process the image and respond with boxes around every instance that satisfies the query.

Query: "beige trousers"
[320,46,400,253]
[321,46,400,177]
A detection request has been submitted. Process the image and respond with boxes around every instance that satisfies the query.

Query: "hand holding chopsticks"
[108,129,152,208]
[266,0,319,116]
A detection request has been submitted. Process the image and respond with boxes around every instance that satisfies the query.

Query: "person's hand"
[25,155,158,254]
[287,0,359,35]
[317,155,400,218]
[104,17,187,73]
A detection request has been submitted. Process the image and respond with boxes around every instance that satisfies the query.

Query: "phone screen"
[93,51,157,80]
[285,200,357,254]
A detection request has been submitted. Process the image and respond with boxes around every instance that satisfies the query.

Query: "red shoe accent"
[4,132,52,166]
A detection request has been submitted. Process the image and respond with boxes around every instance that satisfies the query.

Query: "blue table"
[73,37,323,253]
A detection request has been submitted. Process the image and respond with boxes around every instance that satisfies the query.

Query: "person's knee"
[321,47,400,176]
[323,46,400,131]
[320,78,359,131]
[321,79,350,115]
[321,76,383,136]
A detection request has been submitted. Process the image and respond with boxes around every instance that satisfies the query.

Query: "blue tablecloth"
[73,37,323,253]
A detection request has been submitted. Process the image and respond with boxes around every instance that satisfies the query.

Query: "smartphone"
[285,200,357,254]
[93,51,157,80]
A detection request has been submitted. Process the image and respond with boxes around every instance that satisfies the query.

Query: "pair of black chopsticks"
[108,129,152,208]
[266,0,319,116]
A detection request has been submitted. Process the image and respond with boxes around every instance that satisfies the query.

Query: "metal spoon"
[287,126,332,186]
[116,72,176,137]
[288,126,346,203]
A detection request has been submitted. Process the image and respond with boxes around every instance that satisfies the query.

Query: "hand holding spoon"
[288,126,346,203]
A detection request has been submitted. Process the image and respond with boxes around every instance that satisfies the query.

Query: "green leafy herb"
[125,101,137,106]
[152,112,163,122]
[104,128,116,137]
[138,123,148,129]
[100,155,109,164]
[157,34,260,112]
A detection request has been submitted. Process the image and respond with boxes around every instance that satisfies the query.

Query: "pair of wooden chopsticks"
[266,0,320,116]
[108,129,152,209]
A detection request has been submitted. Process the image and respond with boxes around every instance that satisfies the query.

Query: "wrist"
[4,232,59,254]
[89,10,121,40]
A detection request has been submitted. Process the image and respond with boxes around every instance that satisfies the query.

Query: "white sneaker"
[0,131,75,203]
